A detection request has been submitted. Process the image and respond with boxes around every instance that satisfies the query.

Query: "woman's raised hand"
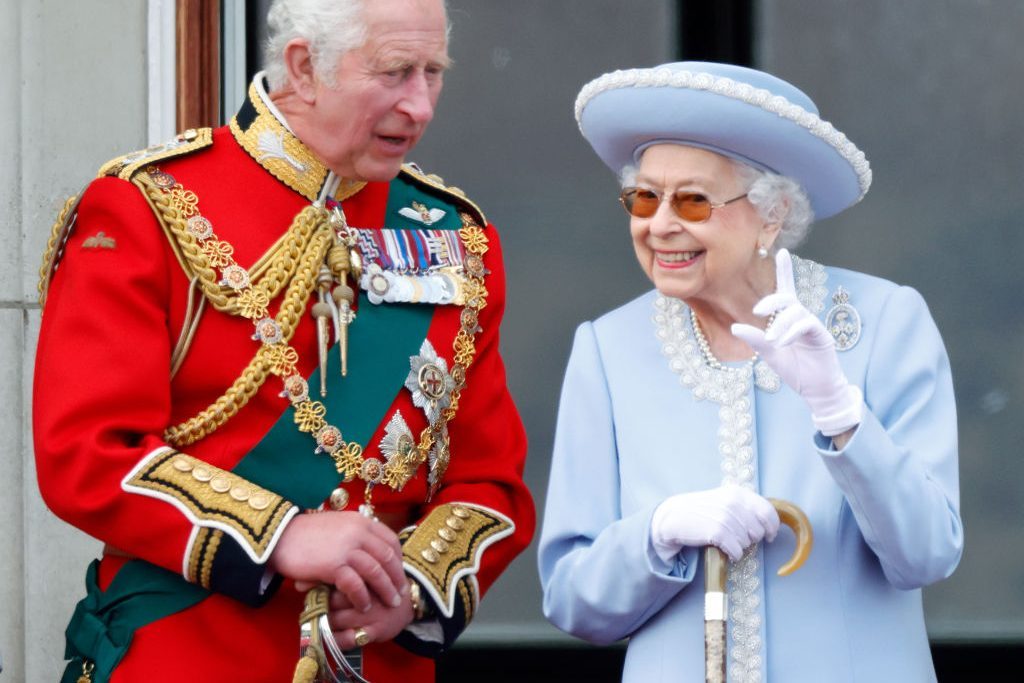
[732,249,862,437]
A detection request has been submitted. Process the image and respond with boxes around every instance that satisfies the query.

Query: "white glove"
[732,249,863,437]
[650,485,780,563]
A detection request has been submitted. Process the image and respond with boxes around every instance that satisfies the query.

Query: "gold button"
[445,517,464,531]
[329,488,349,511]
[421,549,439,564]
[438,527,456,542]
[192,467,213,482]
[451,506,470,519]
[210,477,231,493]
[249,493,271,511]
[430,539,449,554]
[172,458,193,472]
[230,486,251,502]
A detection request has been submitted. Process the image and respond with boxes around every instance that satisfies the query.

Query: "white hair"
[263,0,451,92]
[731,161,814,250]
[618,155,815,250]
[263,0,369,91]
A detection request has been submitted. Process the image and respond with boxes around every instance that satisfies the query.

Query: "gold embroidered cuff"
[123,448,297,564]
[401,503,514,619]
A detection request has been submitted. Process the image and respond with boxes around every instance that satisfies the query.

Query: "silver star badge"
[379,411,416,466]
[405,339,454,424]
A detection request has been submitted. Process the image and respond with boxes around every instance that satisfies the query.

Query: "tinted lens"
[620,188,716,222]
[671,193,713,222]
[620,188,660,217]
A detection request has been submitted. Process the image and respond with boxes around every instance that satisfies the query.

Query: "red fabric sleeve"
[424,221,535,592]
[34,177,191,567]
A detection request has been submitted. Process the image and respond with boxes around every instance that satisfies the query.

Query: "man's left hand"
[325,584,416,649]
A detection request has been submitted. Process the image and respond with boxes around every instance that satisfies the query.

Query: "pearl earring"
[757,246,769,259]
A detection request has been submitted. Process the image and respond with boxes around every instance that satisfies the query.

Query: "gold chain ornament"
[143,169,490,507]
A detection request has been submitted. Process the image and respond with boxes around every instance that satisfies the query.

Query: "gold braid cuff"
[122,448,298,564]
[401,503,515,620]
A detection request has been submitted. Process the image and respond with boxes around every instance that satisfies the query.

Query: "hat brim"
[576,64,871,219]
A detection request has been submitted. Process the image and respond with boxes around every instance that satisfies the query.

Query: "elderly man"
[33,0,534,681]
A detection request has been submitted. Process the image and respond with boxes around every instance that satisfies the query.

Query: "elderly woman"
[537,62,962,682]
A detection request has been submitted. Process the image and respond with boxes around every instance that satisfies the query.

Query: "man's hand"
[323,584,416,649]
[269,511,407,612]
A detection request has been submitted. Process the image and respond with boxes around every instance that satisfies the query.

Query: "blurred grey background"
[3,0,1021,680]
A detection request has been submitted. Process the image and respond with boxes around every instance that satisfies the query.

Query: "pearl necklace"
[689,307,781,392]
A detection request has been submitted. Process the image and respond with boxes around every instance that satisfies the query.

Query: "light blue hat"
[575,61,871,219]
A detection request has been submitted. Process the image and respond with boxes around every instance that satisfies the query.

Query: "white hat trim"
[575,67,872,199]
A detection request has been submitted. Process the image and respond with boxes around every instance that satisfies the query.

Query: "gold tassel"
[312,265,335,396]
[326,207,360,379]
[312,299,332,397]
[326,239,357,378]
[333,283,355,377]
[292,654,320,683]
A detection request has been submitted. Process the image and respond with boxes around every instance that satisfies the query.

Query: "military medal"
[399,199,446,225]
[353,226,468,305]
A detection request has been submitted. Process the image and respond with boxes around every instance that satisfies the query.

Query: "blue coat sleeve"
[817,285,963,589]
[537,322,698,645]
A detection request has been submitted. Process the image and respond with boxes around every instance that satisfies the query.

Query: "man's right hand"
[268,511,407,612]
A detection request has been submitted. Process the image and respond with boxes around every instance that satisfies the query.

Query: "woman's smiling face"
[629,144,771,307]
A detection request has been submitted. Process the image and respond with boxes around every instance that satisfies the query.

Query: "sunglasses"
[619,187,748,223]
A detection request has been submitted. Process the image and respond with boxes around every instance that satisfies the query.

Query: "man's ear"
[283,39,318,104]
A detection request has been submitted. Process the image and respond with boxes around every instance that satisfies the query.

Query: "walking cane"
[704,498,813,683]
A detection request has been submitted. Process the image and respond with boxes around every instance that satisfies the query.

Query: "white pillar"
[9,1,149,680]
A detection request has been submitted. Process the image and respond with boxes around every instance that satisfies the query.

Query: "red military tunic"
[34,79,533,682]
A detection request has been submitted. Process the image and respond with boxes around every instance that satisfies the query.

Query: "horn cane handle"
[767,498,813,576]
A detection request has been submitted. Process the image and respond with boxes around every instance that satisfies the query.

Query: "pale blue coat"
[538,261,962,682]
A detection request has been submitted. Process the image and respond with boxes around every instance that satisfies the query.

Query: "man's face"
[309,0,449,182]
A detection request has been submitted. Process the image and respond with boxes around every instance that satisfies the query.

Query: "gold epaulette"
[98,128,214,180]
[400,163,488,227]
[37,129,215,308]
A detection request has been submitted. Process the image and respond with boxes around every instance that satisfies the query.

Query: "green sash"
[61,560,207,683]
[233,295,431,506]
[234,170,452,503]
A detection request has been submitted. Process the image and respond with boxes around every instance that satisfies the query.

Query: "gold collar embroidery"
[230,79,337,202]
